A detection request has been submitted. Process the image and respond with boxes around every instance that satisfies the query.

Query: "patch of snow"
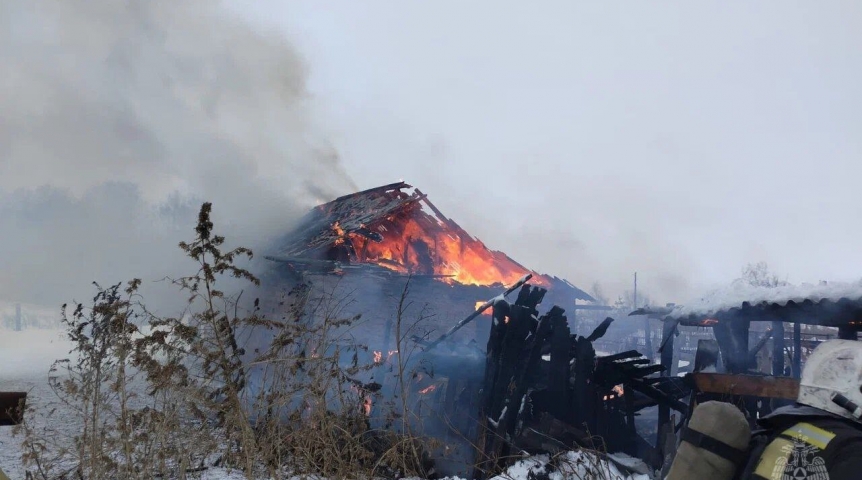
[193,468,249,480]
[480,450,652,480]
[0,328,70,380]
[671,279,862,317]
[606,452,652,475]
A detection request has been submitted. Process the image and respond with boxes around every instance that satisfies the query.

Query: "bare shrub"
[16,202,439,480]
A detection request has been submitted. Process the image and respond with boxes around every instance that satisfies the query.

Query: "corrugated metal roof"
[631,280,862,327]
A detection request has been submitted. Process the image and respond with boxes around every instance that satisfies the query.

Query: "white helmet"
[798,339,862,422]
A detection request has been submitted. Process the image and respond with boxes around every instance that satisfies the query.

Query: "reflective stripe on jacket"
[738,404,862,480]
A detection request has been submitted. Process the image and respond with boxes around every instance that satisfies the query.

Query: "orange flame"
[349,384,373,416]
[603,384,625,401]
[348,204,551,287]
[475,301,492,316]
[332,221,347,246]
[373,351,383,364]
[702,318,719,326]
[362,396,372,416]
[419,385,437,394]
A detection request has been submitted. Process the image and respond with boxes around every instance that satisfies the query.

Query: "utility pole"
[14,303,21,331]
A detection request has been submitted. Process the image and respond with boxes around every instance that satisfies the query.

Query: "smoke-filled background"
[0,0,357,307]
[230,1,862,305]
[2,0,862,310]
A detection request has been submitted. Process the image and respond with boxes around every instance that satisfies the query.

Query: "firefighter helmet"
[798,339,862,422]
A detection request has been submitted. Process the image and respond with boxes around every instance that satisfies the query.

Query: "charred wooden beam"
[657,320,676,433]
[627,376,689,415]
[616,358,651,367]
[599,350,642,362]
[773,320,785,376]
[693,339,720,372]
[586,317,615,342]
[548,310,571,420]
[422,274,533,351]
[688,373,799,400]
[498,306,555,437]
[747,328,774,368]
[475,293,550,479]
[514,412,592,455]
[570,305,614,311]
[571,335,596,426]
[839,326,859,340]
[624,382,636,444]
[627,364,668,377]
[793,321,802,379]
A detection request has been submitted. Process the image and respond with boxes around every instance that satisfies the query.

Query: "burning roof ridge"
[271,182,595,300]
[328,181,411,204]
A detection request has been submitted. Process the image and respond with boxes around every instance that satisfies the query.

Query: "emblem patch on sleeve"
[753,422,835,480]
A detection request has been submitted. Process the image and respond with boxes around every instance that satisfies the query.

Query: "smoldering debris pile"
[248,182,692,478]
[466,284,687,479]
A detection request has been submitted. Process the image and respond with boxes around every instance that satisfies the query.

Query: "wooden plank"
[628,364,667,377]
[548,311,571,420]
[599,350,642,362]
[658,320,676,431]
[423,274,533,351]
[616,358,651,367]
[475,288,544,479]
[793,321,802,379]
[571,336,596,425]
[773,321,786,376]
[627,377,689,414]
[690,373,799,400]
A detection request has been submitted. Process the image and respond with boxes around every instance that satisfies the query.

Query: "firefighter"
[737,339,862,480]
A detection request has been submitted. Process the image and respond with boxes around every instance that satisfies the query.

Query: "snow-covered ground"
[0,328,74,479]
[197,452,654,480]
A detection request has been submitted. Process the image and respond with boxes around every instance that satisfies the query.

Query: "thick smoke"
[0,1,357,307]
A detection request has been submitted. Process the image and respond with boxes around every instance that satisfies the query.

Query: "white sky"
[2,1,861,306]
[225,1,862,303]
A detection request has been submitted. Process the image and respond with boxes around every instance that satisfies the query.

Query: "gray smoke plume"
[0,0,357,307]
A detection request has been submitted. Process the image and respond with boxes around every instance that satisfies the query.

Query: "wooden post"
[658,320,675,434]
[792,321,802,379]
[571,305,578,337]
[624,381,636,444]
[839,325,858,340]
[644,318,654,361]
[549,312,571,421]
[671,326,683,376]
[474,285,547,480]
[772,321,785,376]
[572,336,595,426]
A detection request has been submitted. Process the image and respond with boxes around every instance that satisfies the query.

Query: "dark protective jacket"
[737,404,862,480]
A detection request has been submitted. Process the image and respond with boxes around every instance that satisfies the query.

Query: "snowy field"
[0,326,653,480]
[0,328,73,478]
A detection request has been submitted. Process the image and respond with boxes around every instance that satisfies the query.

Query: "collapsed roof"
[267,181,594,302]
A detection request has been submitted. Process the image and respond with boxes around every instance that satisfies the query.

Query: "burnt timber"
[266,182,594,304]
[626,284,862,472]
[469,285,689,479]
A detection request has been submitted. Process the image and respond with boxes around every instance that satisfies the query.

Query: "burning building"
[250,182,602,477]
[262,181,595,347]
